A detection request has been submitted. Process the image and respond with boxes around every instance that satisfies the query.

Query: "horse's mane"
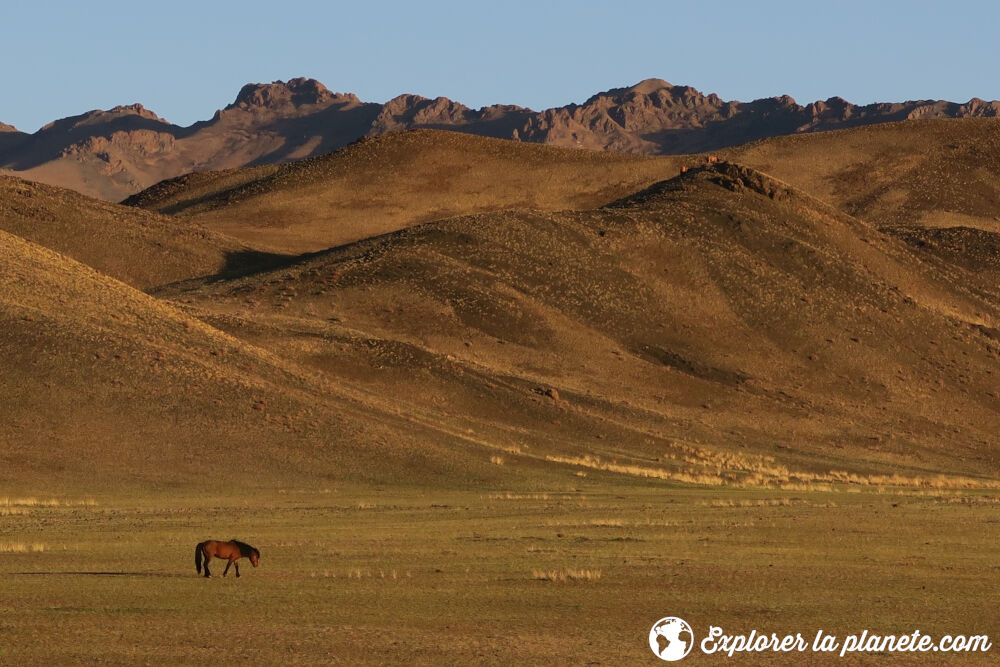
[230,539,259,557]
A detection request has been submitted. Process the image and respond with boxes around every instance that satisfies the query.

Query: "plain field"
[2,484,999,665]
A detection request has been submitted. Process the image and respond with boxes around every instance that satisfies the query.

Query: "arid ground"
[2,486,999,665]
[3,118,1000,664]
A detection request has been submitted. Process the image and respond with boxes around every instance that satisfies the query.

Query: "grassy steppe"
[2,484,998,665]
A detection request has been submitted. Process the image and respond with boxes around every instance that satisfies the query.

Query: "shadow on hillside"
[0,131,29,161]
[209,249,315,282]
[5,114,185,169]
[148,249,327,293]
[247,100,382,165]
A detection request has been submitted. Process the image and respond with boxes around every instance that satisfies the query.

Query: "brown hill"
[721,118,1000,303]
[725,117,1000,231]
[125,130,684,254]
[126,120,1000,297]
[152,162,1000,487]
[0,174,253,289]
[5,77,1000,201]
[0,228,530,492]
[0,228,312,489]
[7,113,1000,491]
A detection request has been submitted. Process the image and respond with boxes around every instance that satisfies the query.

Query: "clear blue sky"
[2,0,997,132]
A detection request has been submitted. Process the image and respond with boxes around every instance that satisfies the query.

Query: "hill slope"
[723,118,1000,302]
[154,162,1000,486]
[0,228,533,492]
[0,174,253,289]
[125,130,683,253]
[726,117,1000,232]
[0,228,314,488]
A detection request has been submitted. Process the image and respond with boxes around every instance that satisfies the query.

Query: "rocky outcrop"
[229,77,339,111]
[216,77,366,123]
[60,130,177,176]
[370,94,474,133]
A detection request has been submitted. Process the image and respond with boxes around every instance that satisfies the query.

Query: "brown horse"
[195,540,260,578]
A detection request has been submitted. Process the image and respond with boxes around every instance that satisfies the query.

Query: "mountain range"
[3,77,1000,201]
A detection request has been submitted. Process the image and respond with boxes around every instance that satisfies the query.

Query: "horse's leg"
[204,553,212,578]
[223,559,232,577]
[235,561,240,578]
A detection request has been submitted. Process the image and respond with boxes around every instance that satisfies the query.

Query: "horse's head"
[250,550,260,567]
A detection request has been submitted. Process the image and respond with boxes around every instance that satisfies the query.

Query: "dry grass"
[346,568,407,580]
[0,542,46,553]
[309,569,412,579]
[0,497,97,507]
[531,568,603,582]
[544,446,1000,492]
[486,493,552,501]
[934,494,1000,505]
[702,498,800,508]
[545,517,678,528]
[0,507,29,516]
[544,454,728,486]
[574,518,625,527]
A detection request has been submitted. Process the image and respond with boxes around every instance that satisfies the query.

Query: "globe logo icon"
[649,617,694,661]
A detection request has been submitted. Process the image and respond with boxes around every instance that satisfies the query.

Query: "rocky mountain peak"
[106,103,163,120]
[227,77,346,112]
[625,78,673,94]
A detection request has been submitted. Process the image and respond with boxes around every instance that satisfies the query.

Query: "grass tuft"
[0,497,97,507]
[532,568,602,582]
[0,542,46,553]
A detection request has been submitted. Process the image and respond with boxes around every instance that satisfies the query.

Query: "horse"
[195,539,260,578]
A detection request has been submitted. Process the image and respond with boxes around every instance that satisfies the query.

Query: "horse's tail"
[195,542,204,574]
